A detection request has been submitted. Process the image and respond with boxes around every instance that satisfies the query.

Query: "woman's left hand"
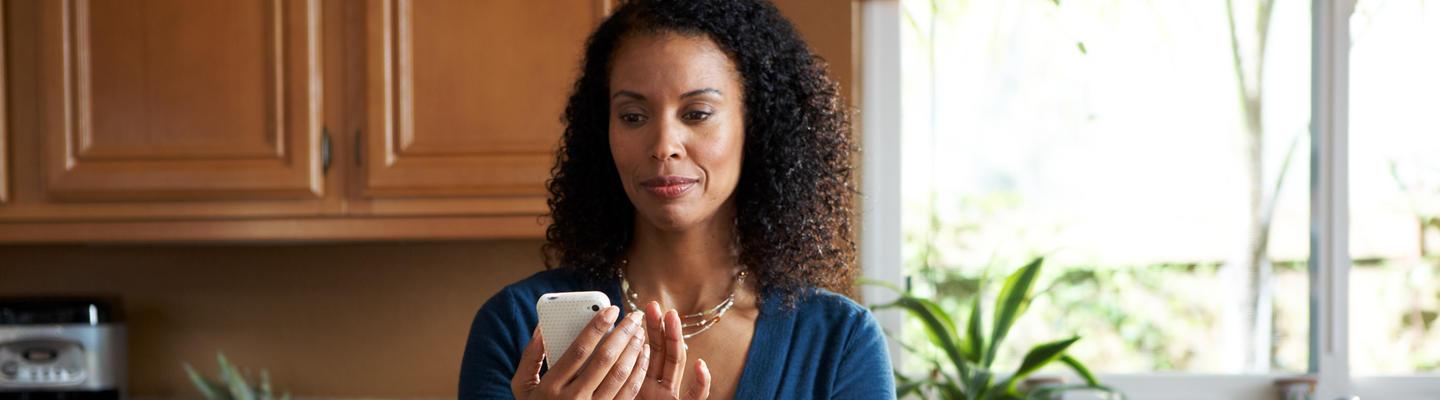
[638,301,712,400]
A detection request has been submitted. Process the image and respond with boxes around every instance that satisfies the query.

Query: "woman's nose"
[650,117,685,161]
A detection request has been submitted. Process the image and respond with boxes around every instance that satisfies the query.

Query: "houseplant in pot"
[183,352,291,400]
[868,257,1124,399]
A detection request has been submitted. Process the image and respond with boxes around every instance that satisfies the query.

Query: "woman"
[458,0,893,398]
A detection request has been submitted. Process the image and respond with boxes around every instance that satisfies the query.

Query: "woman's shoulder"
[782,288,884,336]
[485,268,593,309]
[791,288,873,316]
[751,288,895,398]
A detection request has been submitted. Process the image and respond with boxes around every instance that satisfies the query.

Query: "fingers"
[612,335,652,400]
[510,327,546,395]
[583,311,647,398]
[643,301,665,381]
[661,309,687,388]
[548,305,619,383]
[683,359,712,400]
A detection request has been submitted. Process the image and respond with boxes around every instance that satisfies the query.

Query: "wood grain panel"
[361,0,599,197]
[0,215,546,243]
[0,241,547,397]
[1,2,8,204]
[772,0,856,104]
[38,0,324,201]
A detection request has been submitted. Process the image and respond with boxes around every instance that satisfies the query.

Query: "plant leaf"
[987,391,1024,400]
[967,369,993,399]
[895,373,924,398]
[858,277,906,294]
[936,379,966,400]
[1015,337,1081,379]
[964,294,985,364]
[915,298,960,354]
[986,257,1045,366]
[1059,354,1101,387]
[1002,336,1081,394]
[875,296,971,395]
[183,363,227,400]
[892,382,927,397]
[260,369,274,400]
[218,353,255,400]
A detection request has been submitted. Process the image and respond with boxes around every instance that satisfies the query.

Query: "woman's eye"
[682,110,712,122]
[619,113,648,124]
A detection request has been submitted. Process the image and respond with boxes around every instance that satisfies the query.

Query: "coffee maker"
[0,298,125,400]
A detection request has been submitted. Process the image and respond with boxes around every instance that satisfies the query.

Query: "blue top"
[458,268,896,399]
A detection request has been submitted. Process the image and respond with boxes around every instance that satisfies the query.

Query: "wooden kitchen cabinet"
[0,0,849,243]
[0,0,607,241]
[1,1,8,204]
[358,0,595,199]
[342,0,605,217]
[36,0,325,202]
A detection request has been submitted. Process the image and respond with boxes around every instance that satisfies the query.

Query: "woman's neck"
[624,204,745,314]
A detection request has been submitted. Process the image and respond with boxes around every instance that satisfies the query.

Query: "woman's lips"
[640,176,699,199]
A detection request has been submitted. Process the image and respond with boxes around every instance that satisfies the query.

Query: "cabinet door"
[36,0,324,202]
[1,2,8,204]
[361,0,602,198]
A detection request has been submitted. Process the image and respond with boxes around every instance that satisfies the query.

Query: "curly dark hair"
[543,0,857,305]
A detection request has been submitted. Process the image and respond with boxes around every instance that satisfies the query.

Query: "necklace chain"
[618,258,746,339]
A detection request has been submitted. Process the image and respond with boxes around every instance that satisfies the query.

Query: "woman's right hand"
[511,306,651,400]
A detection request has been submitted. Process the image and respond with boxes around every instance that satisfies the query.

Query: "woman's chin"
[637,206,706,232]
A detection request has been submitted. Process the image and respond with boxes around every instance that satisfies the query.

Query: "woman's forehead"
[608,33,741,98]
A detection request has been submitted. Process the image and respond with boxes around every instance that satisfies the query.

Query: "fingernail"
[604,306,619,323]
[629,310,645,325]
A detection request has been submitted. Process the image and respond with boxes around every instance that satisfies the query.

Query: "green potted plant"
[868,257,1124,399]
[183,352,291,400]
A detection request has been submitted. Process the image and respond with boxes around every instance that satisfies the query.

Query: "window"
[899,0,1311,374]
[858,0,1440,398]
[1348,0,1440,376]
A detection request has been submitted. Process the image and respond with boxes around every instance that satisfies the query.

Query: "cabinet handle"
[321,128,333,174]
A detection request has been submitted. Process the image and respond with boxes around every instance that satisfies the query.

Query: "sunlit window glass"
[1348,0,1440,375]
[900,0,1310,374]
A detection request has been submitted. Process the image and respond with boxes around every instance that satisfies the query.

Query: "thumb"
[683,358,711,400]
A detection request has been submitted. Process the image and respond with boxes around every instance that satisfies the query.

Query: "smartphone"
[536,291,612,369]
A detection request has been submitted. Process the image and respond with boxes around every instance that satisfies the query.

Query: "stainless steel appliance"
[0,298,125,400]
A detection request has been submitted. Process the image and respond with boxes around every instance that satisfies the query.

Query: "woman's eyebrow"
[680,88,722,99]
[610,88,722,101]
[611,90,646,101]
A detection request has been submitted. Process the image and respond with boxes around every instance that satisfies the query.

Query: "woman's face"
[608,33,746,232]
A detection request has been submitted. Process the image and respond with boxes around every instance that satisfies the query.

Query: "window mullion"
[859,0,906,369]
[1309,0,1354,398]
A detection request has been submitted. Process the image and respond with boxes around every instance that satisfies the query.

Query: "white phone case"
[536,291,612,369]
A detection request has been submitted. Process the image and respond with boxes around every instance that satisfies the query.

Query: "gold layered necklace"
[618,258,747,339]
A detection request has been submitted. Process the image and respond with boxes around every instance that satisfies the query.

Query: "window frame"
[858,0,1440,398]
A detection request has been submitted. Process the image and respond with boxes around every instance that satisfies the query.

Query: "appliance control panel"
[0,340,88,387]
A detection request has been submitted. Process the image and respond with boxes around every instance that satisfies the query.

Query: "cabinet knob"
[321,128,333,174]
